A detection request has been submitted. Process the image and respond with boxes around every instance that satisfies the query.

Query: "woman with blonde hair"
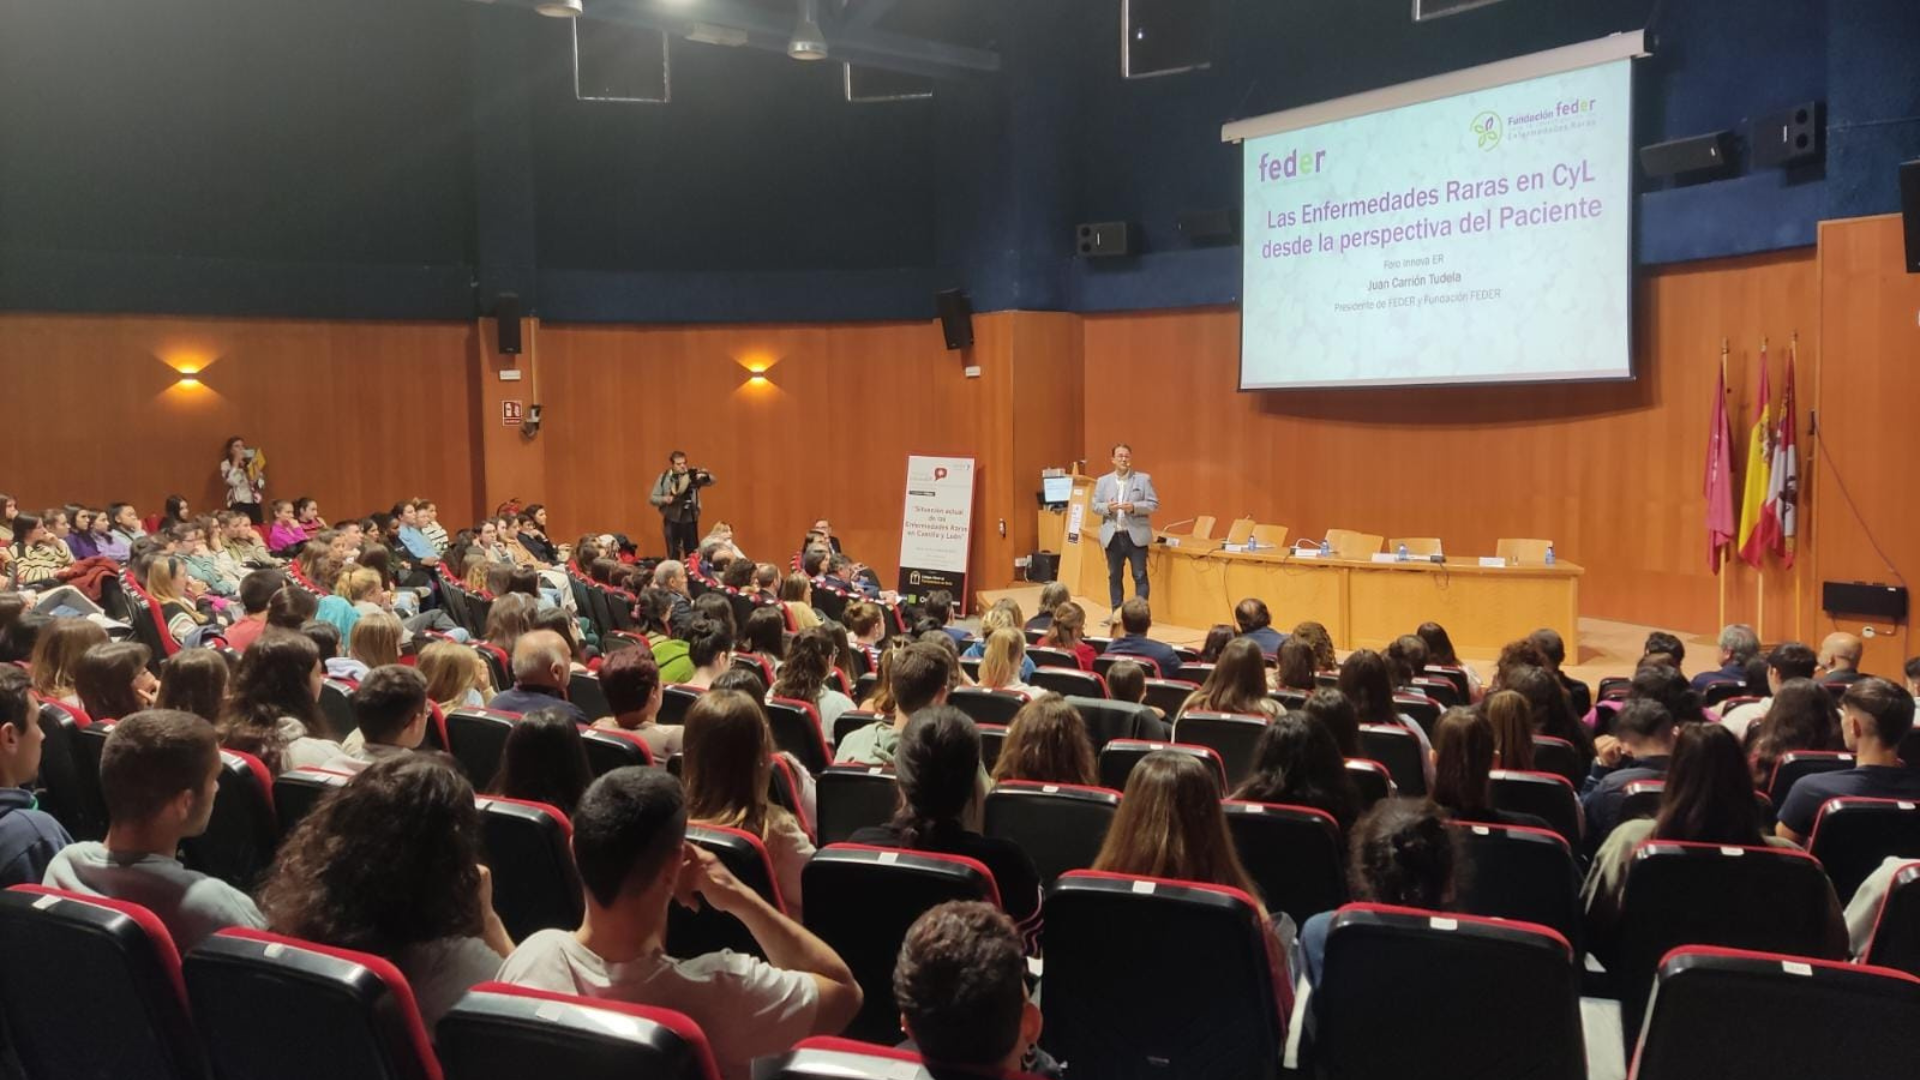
[779,572,822,630]
[29,617,108,707]
[145,555,212,646]
[964,600,1037,682]
[483,593,540,657]
[418,639,490,712]
[682,689,814,919]
[990,694,1096,786]
[976,628,1037,696]
[1040,603,1096,671]
[1481,688,1535,771]
[329,611,404,682]
[1179,638,1281,719]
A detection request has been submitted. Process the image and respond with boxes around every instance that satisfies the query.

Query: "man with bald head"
[488,629,590,725]
[1818,632,1868,688]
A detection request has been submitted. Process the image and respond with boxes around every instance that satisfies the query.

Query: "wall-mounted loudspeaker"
[1751,101,1824,168]
[1900,159,1920,274]
[494,293,523,356]
[1177,208,1238,246]
[934,288,973,351]
[1639,132,1733,179]
[1076,221,1133,258]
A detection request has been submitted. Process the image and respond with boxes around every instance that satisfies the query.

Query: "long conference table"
[1144,542,1582,656]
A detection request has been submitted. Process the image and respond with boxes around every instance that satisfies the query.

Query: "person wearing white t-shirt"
[496,768,861,1080]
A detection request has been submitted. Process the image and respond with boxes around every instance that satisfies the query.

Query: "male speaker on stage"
[1090,443,1158,620]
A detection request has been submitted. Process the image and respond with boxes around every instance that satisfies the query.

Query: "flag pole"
[1718,337,1730,633]
[1756,335,1767,641]
[1791,331,1802,641]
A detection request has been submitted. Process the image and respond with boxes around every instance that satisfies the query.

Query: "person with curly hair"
[258,754,511,1024]
[216,631,340,772]
[1298,799,1461,990]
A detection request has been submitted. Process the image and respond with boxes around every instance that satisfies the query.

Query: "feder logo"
[1257,146,1328,183]
[1471,110,1502,150]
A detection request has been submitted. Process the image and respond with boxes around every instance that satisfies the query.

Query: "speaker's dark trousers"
[1105,533,1149,610]
[663,517,700,562]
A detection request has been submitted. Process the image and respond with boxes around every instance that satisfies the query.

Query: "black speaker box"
[1900,159,1920,274]
[934,288,973,351]
[1177,208,1237,246]
[1639,132,1733,178]
[1076,221,1133,258]
[1752,101,1824,168]
[494,293,523,356]
[1822,581,1909,623]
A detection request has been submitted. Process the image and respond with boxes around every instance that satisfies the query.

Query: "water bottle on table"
[1396,543,1409,563]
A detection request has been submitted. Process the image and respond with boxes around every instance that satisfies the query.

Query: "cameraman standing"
[648,450,713,561]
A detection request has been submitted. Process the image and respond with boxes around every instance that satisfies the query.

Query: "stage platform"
[976,583,1714,688]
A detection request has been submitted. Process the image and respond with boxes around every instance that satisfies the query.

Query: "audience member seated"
[146,555,216,646]
[1299,799,1458,989]
[839,643,949,766]
[489,630,592,724]
[1101,598,1182,680]
[684,690,815,920]
[75,641,158,722]
[9,512,74,588]
[919,589,969,646]
[594,647,681,758]
[848,707,1043,950]
[1745,677,1841,790]
[328,610,403,683]
[63,507,99,561]
[1196,624,1235,664]
[217,631,342,773]
[1384,634,1430,693]
[220,569,285,653]
[154,647,230,724]
[1275,641,1317,693]
[1691,623,1760,694]
[780,572,822,631]
[1094,748,1293,1004]
[1231,712,1362,832]
[844,601,887,668]
[497,768,861,1080]
[990,694,1098,787]
[771,626,856,744]
[741,605,787,672]
[266,500,307,554]
[674,619,733,693]
[1103,659,1166,725]
[1844,855,1918,956]
[29,616,106,708]
[42,709,267,948]
[894,901,1058,1078]
[175,520,239,598]
[264,582,318,634]
[1481,688,1534,771]
[1410,622,1477,699]
[1233,597,1286,656]
[975,629,1039,697]
[1639,630,1688,677]
[420,639,492,713]
[1579,700,1676,848]
[1039,603,1097,671]
[1817,631,1868,687]
[964,602,1034,674]
[1025,583,1071,635]
[1776,678,1920,844]
[1583,724,1827,966]
[489,707,594,817]
[1340,649,1433,778]
[1722,641,1820,740]
[328,665,431,772]
[260,754,512,1025]
[1505,662,1596,767]
[0,668,71,886]
[1430,708,1552,831]
[1179,638,1281,719]
[651,560,696,637]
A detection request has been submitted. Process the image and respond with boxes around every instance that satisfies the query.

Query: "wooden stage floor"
[977,584,1715,688]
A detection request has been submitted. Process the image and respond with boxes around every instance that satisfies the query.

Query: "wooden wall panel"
[0,313,481,529]
[1812,215,1920,677]
[1081,250,1820,647]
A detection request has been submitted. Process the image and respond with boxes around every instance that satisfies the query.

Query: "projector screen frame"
[1225,33,1648,393]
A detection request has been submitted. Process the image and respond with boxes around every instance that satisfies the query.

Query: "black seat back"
[1067,695,1159,752]
[183,928,439,1080]
[1174,712,1269,786]
[666,824,785,961]
[658,685,706,726]
[767,698,830,775]
[1098,739,1226,794]
[1223,801,1346,926]
[1026,646,1079,670]
[580,726,654,774]
[273,766,353,838]
[1447,820,1583,954]
[33,701,104,839]
[438,982,723,1080]
[1489,769,1581,848]
[1530,735,1584,786]
[568,671,611,721]
[447,707,521,785]
[948,687,1026,726]
[1357,723,1427,796]
[1345,759,1394,807]
[802,844,998,1044]
[815,765,900,845]
[0,886,205,1080]
[1615,840,1846,1043]
[1862,861,1920,977]
[1767,750,1855,803]
[478,795,586,941]
[983,780,1122,884]
[1314,904,1582,1080]
[1809,797,1920,900]
[1631,946,1920,1080]
[317,679,357,742]
[1141,678,1197,718]
[1041,871,1281,1080]
[178,749,278,891]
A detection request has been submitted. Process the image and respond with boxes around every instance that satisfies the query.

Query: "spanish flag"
[1736,348,1773,568]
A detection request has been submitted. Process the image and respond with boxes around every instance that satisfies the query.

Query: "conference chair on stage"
[1250,524,1290,550]
[1324,529,1384,559]
[1387,536,1444,558]
[1224,517,1257,546]
[1496,538,1554,565]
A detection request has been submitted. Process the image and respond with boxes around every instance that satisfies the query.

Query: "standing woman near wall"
[220,437,267,524]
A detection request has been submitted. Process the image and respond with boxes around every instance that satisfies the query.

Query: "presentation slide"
[1240,58,1633,390]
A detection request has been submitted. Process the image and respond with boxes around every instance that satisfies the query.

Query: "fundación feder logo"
[1471,110,1502,150]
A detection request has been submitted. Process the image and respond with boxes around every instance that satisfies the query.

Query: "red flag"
[1704,361,1736,573]
[1763,353,1799,566]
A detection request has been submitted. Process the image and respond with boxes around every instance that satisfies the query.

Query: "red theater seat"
[438,983,721,1080]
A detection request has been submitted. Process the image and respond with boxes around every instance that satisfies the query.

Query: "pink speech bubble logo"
[933,467,948,481]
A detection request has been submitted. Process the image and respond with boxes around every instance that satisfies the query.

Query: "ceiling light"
[536,0,583,17]
[789,0,828,60]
